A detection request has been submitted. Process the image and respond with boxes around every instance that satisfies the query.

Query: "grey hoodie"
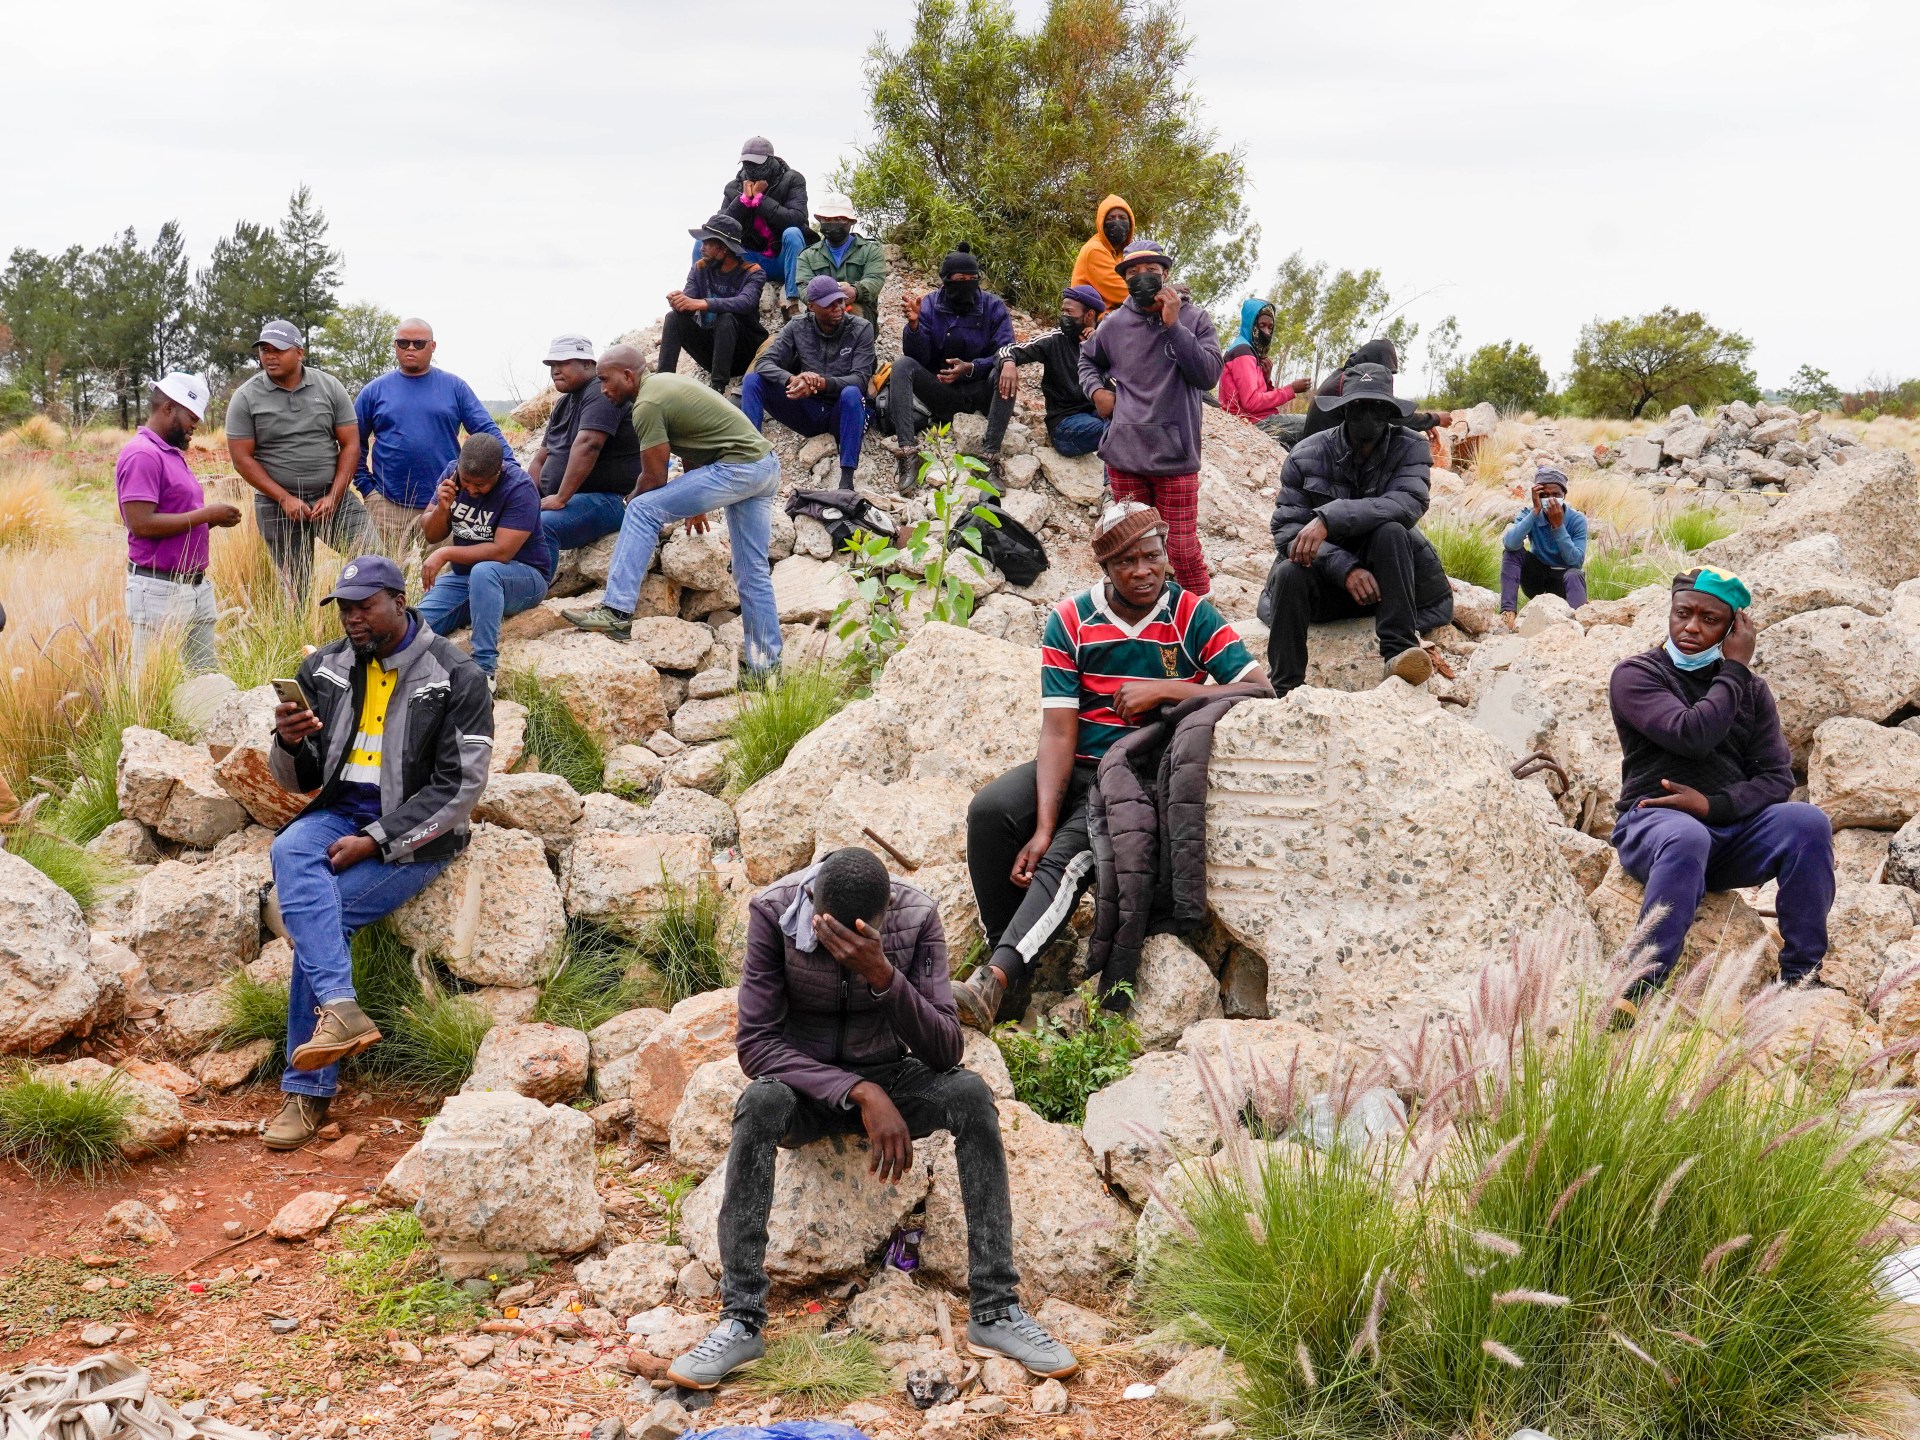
[1078,295,1223,475]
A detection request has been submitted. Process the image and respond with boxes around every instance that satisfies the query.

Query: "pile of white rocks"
[1599,399,1859,494]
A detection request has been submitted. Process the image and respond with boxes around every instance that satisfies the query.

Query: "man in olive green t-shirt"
[563,346,783,675]
[227,319,375,596]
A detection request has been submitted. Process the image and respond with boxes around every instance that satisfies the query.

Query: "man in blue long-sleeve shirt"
[884,245,1016,492]
[1499,468,1588,624]
[659,215,769,392]
[353,318,504,556]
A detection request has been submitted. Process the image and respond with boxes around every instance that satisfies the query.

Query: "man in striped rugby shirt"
[952,503,1273,1030]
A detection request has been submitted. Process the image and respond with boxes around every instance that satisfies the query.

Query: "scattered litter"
[1878,1247,1920,1302]
[884,1227,922,1271]
[694,1425,873,1440]
[1122,1382,1157,1400]
[0,1352,269,1440]
[1510,1431,1556,1440]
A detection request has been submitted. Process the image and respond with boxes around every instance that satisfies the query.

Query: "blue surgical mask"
[1664,637,1722,671]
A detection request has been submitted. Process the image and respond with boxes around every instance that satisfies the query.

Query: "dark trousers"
[717,1061,1019,1328]
[1265,521,1426,694]
[739,373,868,478]
[887,355,1014,454]
[1613,801,1834,986]
[966,761,1097,996]
[1500,548,1589,612]
[658,310,769,390]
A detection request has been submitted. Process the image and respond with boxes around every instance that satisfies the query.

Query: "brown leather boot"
[262,1094,330,1151]
[287,999,382,1072]
[952,966,1006,1033]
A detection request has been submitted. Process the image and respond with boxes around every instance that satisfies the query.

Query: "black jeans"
[717,1061,1020,1328]
[966,760,1097,1000]
[1265,520,1429,694]
[658,310,769,390]
[887,355,1015,454]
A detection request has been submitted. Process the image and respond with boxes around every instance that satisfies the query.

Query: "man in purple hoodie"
[666,847,1078,1391]
[1607,567,1833,1009]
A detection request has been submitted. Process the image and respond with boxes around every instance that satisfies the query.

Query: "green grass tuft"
[534,922,657,1034]
[724,663,853,795]
[628,871,739,1008]
[325,1210,478,1335]
[500,669,604,794]
[1661,505,1739,553]
[1421,518,1503,592]
[0,1064,131,1181]
[346,921,492,1092]
[216,585,333,691]
[994,981,1140,1125]
[5,826,121,910]
[1585,545,1669,601]
[740,1330,892,1406]
[220,970,291,1076]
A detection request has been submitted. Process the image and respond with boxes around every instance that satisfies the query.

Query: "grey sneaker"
[287,999,381,1072]
[1385,645,1434,686]
[967,1303,1078,1378]
[952,966,1005,1033]
[562,603,632,639]
[666,1318,764,1390]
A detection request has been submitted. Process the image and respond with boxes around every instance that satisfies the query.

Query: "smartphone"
[271,677,313,712]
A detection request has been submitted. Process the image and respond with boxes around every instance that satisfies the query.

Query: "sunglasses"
[394,338,431,350]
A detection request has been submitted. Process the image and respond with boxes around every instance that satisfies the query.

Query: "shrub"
[1421,518,1502,592]
[629,872,739,1008]
[326,1210,477,1334]
[500,669,604,795]
[741,1330,892,1407]
[1660,505,1738,553]
[724,663,853,795]
[994,981,1139,1124]
[0,1064,131,1181]
[220,970,291,1075]
[1584,545,1668,602]
[1142,934,1919,1440]
[5,826,121,910]
[534,921,657,1034]
[0,459,75,550]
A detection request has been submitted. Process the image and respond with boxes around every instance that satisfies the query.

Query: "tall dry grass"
[0,458,77,551]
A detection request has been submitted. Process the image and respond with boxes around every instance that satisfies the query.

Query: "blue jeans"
[541,492,627,551]
[417,559,550,675]
[691,227,804,298]
[1048,411,1108,458]
[740,374,868,475]
[604,451,783,673]
[1613,801,1834,985]
[271,810,448,1098]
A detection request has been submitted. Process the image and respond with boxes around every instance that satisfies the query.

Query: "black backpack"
[785,487,899,553]
[951,499,1050,588]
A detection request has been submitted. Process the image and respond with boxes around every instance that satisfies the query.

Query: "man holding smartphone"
[262,554,493,1150]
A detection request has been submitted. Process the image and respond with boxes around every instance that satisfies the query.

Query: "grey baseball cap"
[543,334,596,364]
[739,135,775,163]
[255,319,304,350]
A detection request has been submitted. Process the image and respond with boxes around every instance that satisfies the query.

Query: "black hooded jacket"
[1301,339,1443,440]
[720,158,818,248]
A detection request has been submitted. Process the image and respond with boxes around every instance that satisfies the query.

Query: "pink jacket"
[1219,353,1298,423]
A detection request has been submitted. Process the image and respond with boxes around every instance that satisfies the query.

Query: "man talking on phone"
[262,554,494,1149]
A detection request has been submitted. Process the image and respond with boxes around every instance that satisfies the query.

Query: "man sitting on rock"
[265,555,493,1150]
[1500,467,1589,625]
[668,846,1079,1390]
[1298,338,1451,442]
[1608,567,1833,1007]
[952,504,1270,1031]
[994,283,1109,459]
[885,245,1016,491]
[659,215,770,393]
[741,274,876,491]
[716,135,813,313]
[1219,298,1312,439]
[1263,361,1455,695]
[795,193,884,318]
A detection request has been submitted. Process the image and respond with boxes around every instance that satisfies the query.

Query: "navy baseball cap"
[322,555,406,604]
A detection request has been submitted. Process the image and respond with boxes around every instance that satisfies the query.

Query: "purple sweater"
[1608,648,1794,824]
[1077,296,1223,476]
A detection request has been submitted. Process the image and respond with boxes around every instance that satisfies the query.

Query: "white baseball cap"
[813,192,858,222]
[543,334,596,364]
[154,371,210,420]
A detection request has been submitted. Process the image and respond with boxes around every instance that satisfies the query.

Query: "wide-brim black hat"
[1315,361,1415,416]
[689,213,746,257]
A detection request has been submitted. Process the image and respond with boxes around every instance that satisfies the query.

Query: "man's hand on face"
[273,700,321,748]
[434,476,459,511]
[1722,610,1757,666]
[1345,567,1381,605]
[849,1081,913,1183]
[1543,495,1565,527]
[1152,284,1182,327]
[813,913,893,991]
[327,833,379,872]
[1639,778,1711,819]
[938,358,971,385]
[1289,515,1329,568]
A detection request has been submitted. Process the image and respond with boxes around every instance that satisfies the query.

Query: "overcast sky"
[5,0,1913,400]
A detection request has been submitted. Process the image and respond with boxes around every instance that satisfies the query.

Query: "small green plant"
[647,1174,699,1246]
[994,981,1140,1125]
[216,583,333,690]
[499,668,604,794]
[535,922,656,1034]
[27,634,187,845]
[0,1255,173,1338]
[0,1064,131,1181]
[630,871,739,1007]
[833,425,1000,670]
[326,1211,477,1335]
[724,663,854,795]
[740,1330,891,1406]
[1660,505,1738,552]
[347,921,492,1092]
[1421,517,1502,591]
[1585,544,1669,601]
[4,825,121,910]
[219,969,291,1077]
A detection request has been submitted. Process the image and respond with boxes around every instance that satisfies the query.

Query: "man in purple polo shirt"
[115,373,241,672]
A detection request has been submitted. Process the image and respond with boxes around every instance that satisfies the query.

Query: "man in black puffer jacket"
[668,847,1078,1392]
[715,135,816,309]
[1263,362,1454,694]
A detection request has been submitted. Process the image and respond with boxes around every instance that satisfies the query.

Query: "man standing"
[562,348,783,677]
[1608,568,1832,1004]
[263,555,492,1149]
[1500,468,1589,624]
[353,317,504,555]
[1077,240,1224,596]
[227,319,374,597]
[116,372,241,672]
[885,246,1016,491]
[717,136,814,311]
[742,275,875,490]
[666,846,1079,1390]
[417,435,557,682]
[528,335,641,552]
[952,504,1269,1030]
[661,216,770,393]
[1262,362,1454,695]
[1068,195,1135,312]
[795,194,885,318]
[995,284,1109,459]
[1219,298,1312,438]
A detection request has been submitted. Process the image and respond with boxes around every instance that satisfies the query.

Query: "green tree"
[191,219,291,391]
[1781,364,1841,412]
[310,301,402,395]
[1262,250,1417,386]
[1421,314,1460,402]
[277,184,342,338]
[0,246,89,419]
[1565,306,1756,419]
[841,0,1256,308]
[1439,340,1555,414]
[83,227,176,428]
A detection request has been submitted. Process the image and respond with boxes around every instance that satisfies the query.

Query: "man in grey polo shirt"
[228,319,374,597]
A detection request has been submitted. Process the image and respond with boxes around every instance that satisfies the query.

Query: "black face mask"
[820,222,851,245]
[741,159,775,182]
[1343,407,1392,449]
[942,279,980,311]
[1126,270,1163,306]
[1253,325,1273,356]
[1103,212,1131,246]
[1058,314,1082,341]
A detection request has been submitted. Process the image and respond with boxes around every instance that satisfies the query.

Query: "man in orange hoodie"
[1069,196,1135,312]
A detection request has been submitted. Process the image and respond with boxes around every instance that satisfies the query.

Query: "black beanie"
[940,243,980,279]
